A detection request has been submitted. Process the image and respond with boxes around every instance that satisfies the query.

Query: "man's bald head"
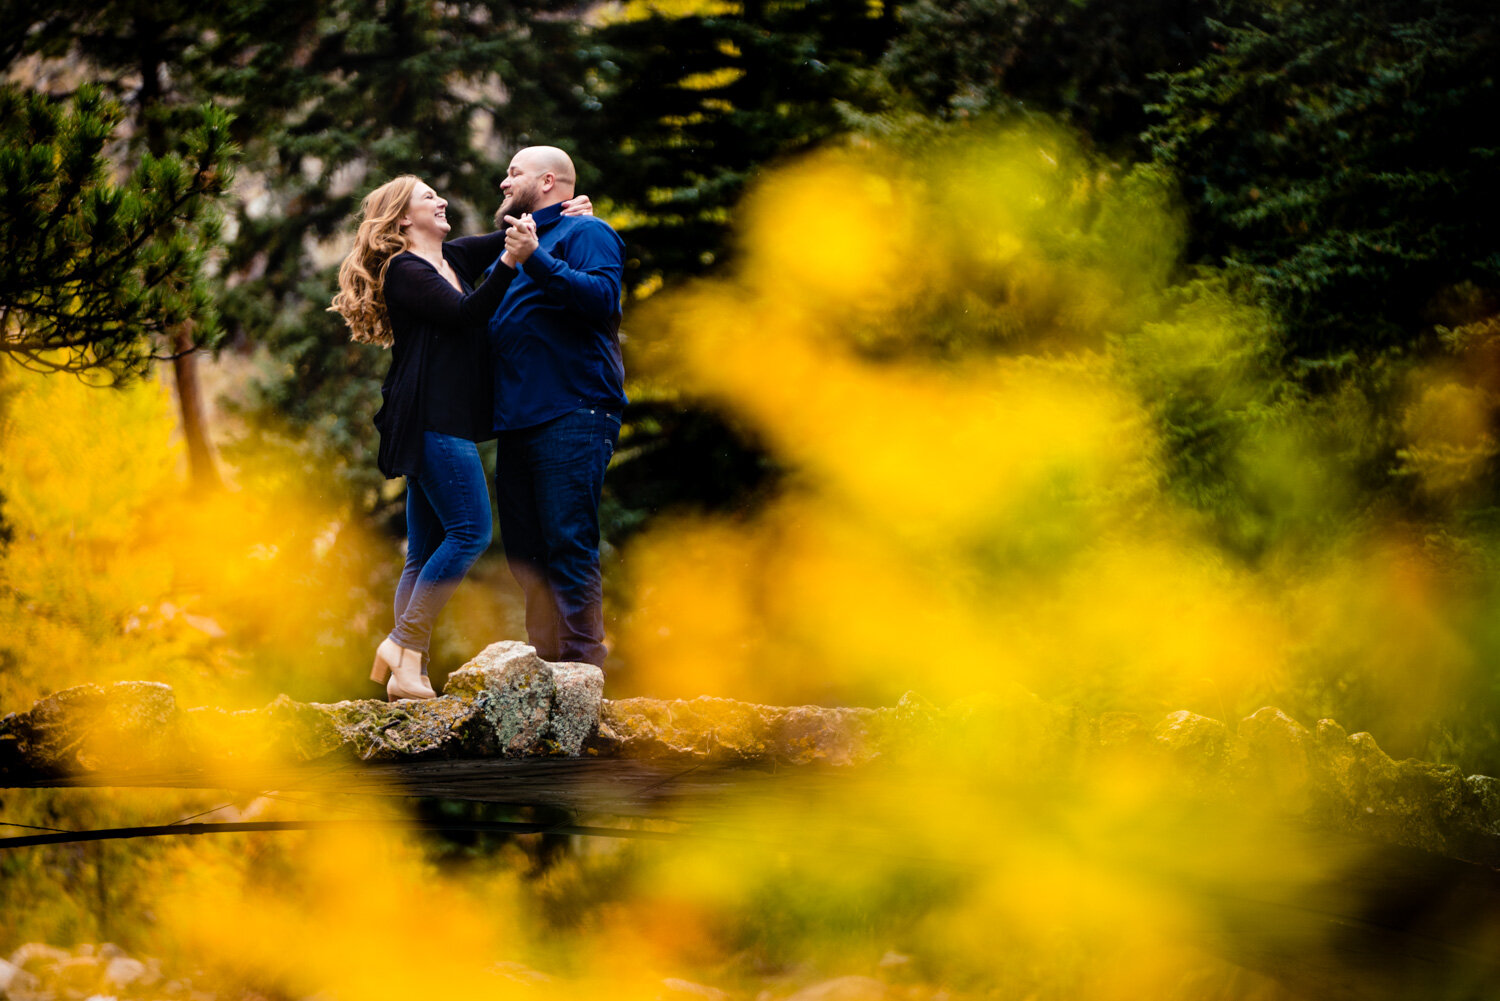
[515,146,576,188]
[496,145,577,222]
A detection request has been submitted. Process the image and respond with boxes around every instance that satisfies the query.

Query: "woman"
[328,175,590,700]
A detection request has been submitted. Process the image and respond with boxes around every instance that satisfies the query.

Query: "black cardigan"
[372,232,516,478]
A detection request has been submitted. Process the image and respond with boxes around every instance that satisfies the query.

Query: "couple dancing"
[329,146,626,701]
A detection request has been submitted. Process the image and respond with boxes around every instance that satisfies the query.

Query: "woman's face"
[400,181,450,240]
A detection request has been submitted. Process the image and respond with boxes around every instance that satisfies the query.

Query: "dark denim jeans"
[391,431,492,656]
[494,407,619,666]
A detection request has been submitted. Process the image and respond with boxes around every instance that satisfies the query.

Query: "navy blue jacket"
[487,203,627,431]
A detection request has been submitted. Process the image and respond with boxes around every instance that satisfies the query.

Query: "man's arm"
[520,219,625,324]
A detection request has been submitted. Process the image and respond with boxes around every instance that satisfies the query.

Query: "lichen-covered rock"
[311,695,496,761]
[262,694,349,760]
[104,954,149,991]
[178,697,347,769]
[548,662,604,756]
[0,712,26,778]
[8,943,72,971]
[1153,710,1230,767]
[1,682,178,778]
[3,666,1500,870]
[478,661,553,754]
[443,640,547,698]
[441,641,605,756]
[1233,707,1314,804]
[604,697,739,760]
[3,943,176,1001]
[1097,711,1151,751]
[599,696,888,766]
[1297,721,1500,864]
[51,953,105,995]
[1470,774,1500,835]
[0,957,26,996]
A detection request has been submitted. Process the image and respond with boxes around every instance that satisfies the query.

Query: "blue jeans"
[494,408,619,666]
[391,432,492,656]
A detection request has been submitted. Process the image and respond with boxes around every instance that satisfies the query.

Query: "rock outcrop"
[2,643,1499,868]
[0,642,613,777]
[442,640,605,756]
[1,942,171,1001]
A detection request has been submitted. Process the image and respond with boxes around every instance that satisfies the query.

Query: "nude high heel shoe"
[371,637,436,701]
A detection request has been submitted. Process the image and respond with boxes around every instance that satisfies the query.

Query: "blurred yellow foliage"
[0,362,388,712]
[1401,373,1500,501]
[618,130,1293,714]
[0,360,404,958]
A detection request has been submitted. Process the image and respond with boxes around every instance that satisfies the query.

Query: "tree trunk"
[170,325,222,493]
[137,17,222,493]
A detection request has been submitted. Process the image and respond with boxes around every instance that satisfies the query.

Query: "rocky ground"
[1,943,209,1001]
[0,941,960,1001]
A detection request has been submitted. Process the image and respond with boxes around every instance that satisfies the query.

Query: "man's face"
[499,156,545,217]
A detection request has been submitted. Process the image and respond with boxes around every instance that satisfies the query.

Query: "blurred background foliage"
[3,0,1500,994]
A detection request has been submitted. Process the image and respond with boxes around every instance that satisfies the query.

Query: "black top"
[372,231,515,478]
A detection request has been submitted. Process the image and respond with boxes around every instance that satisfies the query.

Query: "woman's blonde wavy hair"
[328,175,421,347]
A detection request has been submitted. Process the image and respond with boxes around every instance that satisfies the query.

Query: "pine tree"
[1147,0,1500,365]
[0,83,234,383]
[588,0,896,290]
[569,1,895,535]
[8,0,253,487]
[876,0,1224,157]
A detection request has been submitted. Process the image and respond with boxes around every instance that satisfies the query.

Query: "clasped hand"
[501,214,538,267]
[499,196,589,268]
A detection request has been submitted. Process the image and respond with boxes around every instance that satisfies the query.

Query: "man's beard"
[495,187,539,225]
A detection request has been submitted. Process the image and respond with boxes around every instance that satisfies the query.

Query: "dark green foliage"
[1148,0,1500,363]
[0,84,234,382]
[877,0,1224,155]
[588,0,897,292]
[604,400,782,543]
[579,2,897,534]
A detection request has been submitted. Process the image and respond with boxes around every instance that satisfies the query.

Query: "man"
[486,146,626,667]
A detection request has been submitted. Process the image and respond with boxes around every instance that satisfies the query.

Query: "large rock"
[0,957,23,996]
[0,682,177,779]
[443,641,604,756]
[1302,718,1500,864]
[596,695,889,765]
[312,694,499,761]
[1232,706,1315,805]
[1154,710,1231,765]
[443,640,548,697]
[0,643,609,779]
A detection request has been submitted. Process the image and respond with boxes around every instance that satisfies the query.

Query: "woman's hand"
[502,213,539,266]
[560,194,594,217]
